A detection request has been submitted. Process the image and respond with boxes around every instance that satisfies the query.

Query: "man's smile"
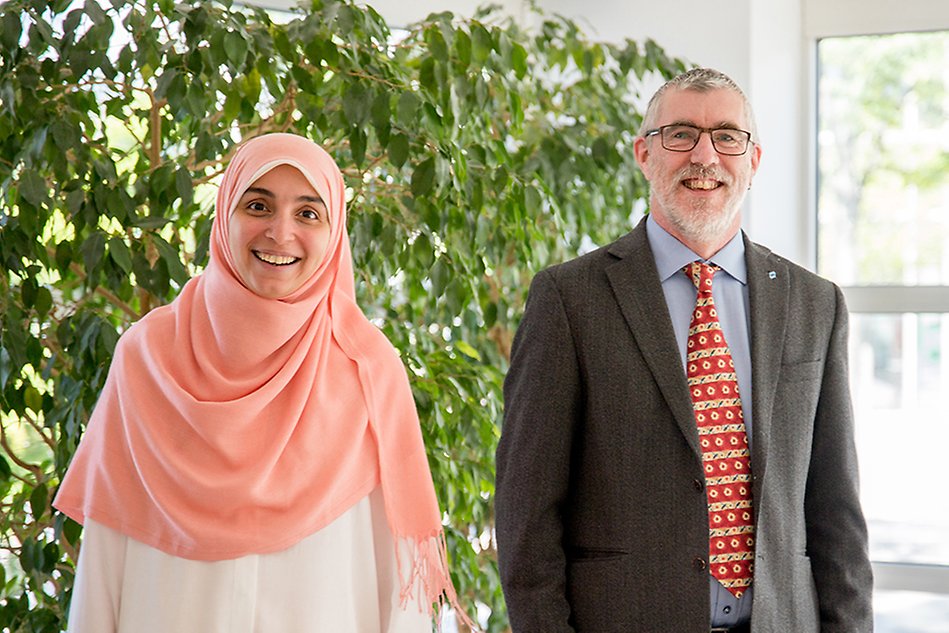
[682,178,723,191]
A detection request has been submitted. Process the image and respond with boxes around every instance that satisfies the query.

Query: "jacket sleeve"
[495,269,580,632]
[804,285,874,632]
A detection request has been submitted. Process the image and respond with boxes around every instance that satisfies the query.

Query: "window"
[816,29,949,627]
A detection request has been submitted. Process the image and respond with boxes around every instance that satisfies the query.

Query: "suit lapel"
[605,223,703,458]
[744,236,789,505]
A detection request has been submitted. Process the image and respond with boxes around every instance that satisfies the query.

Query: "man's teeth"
[254,251,298,265]
[684,179,720,190]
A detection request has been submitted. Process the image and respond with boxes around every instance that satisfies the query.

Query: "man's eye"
[714,131,739,143]
[671,129,697,139]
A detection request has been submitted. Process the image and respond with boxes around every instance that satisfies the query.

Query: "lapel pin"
[768,271,777,280]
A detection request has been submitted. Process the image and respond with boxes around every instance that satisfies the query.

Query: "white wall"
[805,0,949,37]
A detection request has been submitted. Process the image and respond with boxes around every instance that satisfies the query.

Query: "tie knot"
[684,261,720,292]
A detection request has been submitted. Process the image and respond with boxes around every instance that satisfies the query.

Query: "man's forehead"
[655,87,748,127]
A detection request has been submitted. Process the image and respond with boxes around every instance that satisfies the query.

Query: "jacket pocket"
[780,359,823,383]
[567,546,630,562]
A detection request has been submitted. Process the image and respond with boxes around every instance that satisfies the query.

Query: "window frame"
[808,23,949,598]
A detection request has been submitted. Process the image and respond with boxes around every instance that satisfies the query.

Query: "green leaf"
[65,188,85,216]
[425,25,449,60]
[85,0,108,26]
[370,91,390,129]
[19,538,35,573]
[387,133,409,169]
[0,347,11,388]
[510,42,528,78]
[411,233,435,269]
[108,236,132,273]
[175,168,193,206]
[19,169,47,206]
[2,11,22,51]
[396,91,419,126]
[34,287,52,319]
[342,83,369,125]
[24,385,42,412]
[224,31,247,68]
[349,126,366,167]
[419,56,436,93]
[153,235,188,284]
[411,156,435,197]
[471,23,493,63]
[154,67,179,101]
[30,482,48,520]
[337,4,356,34]
[0,455,11,481]
[63,517,83,546]
[454,29,472,67]
[455,340,480,361]
[21,278,37,308]
[431,257,449,295]
[81,232,106,275]
[133,215,171,229]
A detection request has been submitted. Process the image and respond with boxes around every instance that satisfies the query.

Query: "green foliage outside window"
[0,0,685,630]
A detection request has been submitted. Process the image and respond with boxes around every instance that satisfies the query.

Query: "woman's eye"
[299,208,322,221]
[247,201,268,213]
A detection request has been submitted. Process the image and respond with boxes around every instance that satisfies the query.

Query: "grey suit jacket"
[495,220,873,632]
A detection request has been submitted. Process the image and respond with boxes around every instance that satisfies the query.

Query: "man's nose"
[690,131,720,165]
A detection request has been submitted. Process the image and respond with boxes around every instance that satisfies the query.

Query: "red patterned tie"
[685,261,755,598]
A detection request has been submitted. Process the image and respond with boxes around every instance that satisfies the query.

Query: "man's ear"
[750,142,762,175]
[633,136,651,180]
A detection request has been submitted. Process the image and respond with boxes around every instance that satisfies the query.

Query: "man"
[495,68,873,632]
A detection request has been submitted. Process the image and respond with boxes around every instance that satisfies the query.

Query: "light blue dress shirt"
[645,214,754,627]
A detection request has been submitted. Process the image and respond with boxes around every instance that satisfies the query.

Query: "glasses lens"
[658,125,750,155]
[710,129,749,155]
[660,125,701,150]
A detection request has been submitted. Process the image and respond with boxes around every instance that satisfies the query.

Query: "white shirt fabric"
[66,487,432,633]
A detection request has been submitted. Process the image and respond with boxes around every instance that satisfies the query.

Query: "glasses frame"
[643,124,754,156]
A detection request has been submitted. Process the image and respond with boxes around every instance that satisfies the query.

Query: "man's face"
[634,88,762,251]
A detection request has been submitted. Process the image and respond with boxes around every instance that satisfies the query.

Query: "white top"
[66,488,432,633]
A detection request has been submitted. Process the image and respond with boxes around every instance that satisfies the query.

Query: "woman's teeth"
[254,251,299,266]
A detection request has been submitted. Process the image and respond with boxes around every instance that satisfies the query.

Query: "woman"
[54,134,469,632]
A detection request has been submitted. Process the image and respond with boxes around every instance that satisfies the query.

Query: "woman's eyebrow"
[243,188,323,204]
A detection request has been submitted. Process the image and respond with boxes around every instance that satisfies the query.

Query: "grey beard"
[665,199,742,246]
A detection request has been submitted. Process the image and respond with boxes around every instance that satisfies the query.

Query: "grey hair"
[639,68,759,141]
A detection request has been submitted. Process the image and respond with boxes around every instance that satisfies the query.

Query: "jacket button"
[693,557,707,571]
[692,478,704,492]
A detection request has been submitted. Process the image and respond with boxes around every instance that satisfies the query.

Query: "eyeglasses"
[644,125,753,156]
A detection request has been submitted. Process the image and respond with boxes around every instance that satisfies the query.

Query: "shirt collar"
[645,213,747,285]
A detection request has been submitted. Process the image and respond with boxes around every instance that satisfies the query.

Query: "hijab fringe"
[395,532,479,632]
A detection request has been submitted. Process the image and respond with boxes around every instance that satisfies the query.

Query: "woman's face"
[228,164,332,299]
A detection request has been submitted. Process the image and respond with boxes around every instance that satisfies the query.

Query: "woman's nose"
[264,212,294,243]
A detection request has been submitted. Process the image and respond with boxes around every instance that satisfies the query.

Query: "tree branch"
[0,422,43,479]
[68,263,140,320]
[24,411,57,451]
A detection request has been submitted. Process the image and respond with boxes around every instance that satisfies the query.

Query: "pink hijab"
[55,133,466,620]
